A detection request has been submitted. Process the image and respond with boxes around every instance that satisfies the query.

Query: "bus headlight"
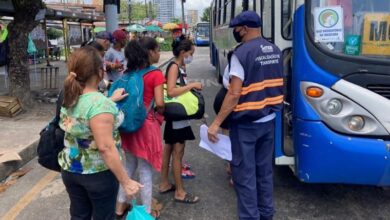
[326,99,343,115]
[348,116,365,131]
[301,82,388,136]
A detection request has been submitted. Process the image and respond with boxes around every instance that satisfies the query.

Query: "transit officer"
[208,11,284,220]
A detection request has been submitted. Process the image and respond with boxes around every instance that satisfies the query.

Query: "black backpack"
[37,90,65,172]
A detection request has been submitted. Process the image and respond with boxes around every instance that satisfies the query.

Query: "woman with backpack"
[115,39,165,219]
[159,36,202,204]
[59,46,143,220]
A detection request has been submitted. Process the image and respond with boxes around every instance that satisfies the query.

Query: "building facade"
[187,9,198,27]
[153,0,175,24]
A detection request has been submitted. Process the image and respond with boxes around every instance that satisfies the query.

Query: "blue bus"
[194,22,210,46]
[210,0,390,186]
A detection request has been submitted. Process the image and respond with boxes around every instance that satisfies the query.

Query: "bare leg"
[172,142,186,198]
[159,143,173,191]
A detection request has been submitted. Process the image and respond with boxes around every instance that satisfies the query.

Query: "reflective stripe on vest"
[234,95,284,112]
[240,78,283,95]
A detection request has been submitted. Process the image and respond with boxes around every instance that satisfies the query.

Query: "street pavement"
[1,47,390,220]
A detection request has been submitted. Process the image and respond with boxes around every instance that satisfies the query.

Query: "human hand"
[207,123,220,143]
[190,82,203,90]
[122,179,144,200]
[110,88,128,102]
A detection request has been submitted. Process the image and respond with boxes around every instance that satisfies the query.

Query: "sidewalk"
[0,52,173,181]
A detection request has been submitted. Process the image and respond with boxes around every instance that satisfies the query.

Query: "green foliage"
[170,18,180,23]
[119,0,157,22]
[47,28,63,40]
[160,37,173,51]
[201,6,211,22]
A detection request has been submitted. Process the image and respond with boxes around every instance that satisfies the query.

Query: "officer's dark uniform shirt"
[231,37,284,122]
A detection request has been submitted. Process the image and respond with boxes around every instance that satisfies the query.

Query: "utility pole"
[128,0,131,25]
[144,0,148,23]
[181,0,186,34]
[104,0,119,33]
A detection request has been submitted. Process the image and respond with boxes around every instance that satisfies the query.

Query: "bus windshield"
[309,0,390,61]
[196,24,210,37]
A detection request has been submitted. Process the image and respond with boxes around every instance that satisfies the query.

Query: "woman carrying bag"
[59,46,142,220]
[159,36,202,204]
[115,38,165,219]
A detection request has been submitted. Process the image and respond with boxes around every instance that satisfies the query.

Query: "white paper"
[199,124,232,161]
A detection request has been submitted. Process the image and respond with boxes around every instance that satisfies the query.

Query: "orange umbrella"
[163,23,179,31]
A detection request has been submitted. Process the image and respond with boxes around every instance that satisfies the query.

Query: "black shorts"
[164,120,195,144]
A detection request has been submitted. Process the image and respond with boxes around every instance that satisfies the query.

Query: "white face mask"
[184,55,193,64]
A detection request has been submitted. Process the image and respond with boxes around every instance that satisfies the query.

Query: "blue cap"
[229,11,262,28]
[95,31,114,43]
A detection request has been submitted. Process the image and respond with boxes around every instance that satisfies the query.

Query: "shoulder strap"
[165,61,178,78]
[53,90,64,124]
[165,62,185,86]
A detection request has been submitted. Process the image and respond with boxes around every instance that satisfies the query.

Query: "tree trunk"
[8,0,44,107]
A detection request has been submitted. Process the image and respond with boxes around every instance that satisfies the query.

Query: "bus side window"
[235,0,244,15]
[261,0,273,40]
[282,0,293,40]
[248,0,255,11]
[220,0,225,25]
[224,0,233,24]
[217,0,222,26]
[213,2,217,27]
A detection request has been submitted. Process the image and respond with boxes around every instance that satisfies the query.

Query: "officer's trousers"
[230,119,275,220]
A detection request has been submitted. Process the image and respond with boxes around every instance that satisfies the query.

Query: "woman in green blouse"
[59,46,142,220]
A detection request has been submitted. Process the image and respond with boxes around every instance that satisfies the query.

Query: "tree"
[119,0,157,23]
[201,6,211,22]
[47,28,63,40]
[170,18,180,23]
[8,0,45,106]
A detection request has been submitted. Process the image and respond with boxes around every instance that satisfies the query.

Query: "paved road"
[1,47,390,220]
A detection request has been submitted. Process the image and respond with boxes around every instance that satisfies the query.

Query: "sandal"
[151,209,161,219]
[181,169,195,179]
[159,184,176,194]
[175,193,200,204]
[115,204,132,220]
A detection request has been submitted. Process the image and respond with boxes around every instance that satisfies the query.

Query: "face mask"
[184,55,193,64]
[233,29,243,43]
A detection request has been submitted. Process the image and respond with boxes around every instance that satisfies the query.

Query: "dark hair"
[63,46,103,108]
[125,40,149,72]
[139,37,159,51]
[81,40,104,53]
[172,35,193,57]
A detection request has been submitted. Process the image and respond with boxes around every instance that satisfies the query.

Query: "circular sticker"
[319,9,339,28]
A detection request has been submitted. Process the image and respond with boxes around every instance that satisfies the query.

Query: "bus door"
[269,0,301,166]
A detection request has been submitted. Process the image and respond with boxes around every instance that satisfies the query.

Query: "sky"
[175,0,212,18]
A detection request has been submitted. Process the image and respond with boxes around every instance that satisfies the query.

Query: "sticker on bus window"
[344,35,361,56]
[362,13,390,56]
[314,6,344,43]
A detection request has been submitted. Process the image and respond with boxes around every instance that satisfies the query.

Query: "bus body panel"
[294,118,390,185]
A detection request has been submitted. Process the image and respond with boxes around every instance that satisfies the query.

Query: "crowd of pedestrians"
[57,11,283,220]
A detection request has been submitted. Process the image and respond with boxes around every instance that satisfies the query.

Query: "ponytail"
[63,72,83,108]
[62,46,103,108]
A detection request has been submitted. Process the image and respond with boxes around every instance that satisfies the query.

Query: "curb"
[0,140,39,181]
[0,57,174,182]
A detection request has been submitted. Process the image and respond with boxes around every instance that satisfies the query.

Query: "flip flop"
[159,184,176,194]
[175,193,199,204]
[181,169,195,179]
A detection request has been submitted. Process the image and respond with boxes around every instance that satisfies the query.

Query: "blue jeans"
[61,170,119,220]
[230,120,275,220]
